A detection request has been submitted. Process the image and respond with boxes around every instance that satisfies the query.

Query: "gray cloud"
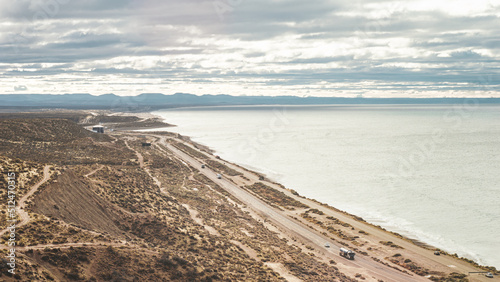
[0,0,499,96]
[14,85,28,91]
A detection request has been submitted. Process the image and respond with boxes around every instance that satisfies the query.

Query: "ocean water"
[151,104,500,268]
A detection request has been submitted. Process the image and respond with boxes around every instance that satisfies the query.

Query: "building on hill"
[92,125,105,133]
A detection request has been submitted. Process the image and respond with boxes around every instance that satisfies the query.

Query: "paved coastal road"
[156,136,428,282]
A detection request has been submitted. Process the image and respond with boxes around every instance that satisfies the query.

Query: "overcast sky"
[1,0,499,97]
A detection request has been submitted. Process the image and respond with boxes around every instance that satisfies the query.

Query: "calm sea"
[151,104,500,268]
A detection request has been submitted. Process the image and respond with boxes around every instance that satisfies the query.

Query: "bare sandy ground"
[0,165,52,238]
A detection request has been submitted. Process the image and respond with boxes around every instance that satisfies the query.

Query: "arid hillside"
[0,117,349,281]
[31,169,124,237]
[0,118,133,165]
[0,114,495,282]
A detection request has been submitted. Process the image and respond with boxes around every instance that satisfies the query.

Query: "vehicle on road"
[339,248,355,260]
[216,174,222,179]
[201,164,206,168]
[324,243,330,248]
[434,251,440,256]
[486,272,494,278]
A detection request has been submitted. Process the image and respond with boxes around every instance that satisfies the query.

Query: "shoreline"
[143,106,500,271]
[154,131,498,279]
[1,109,496,280]
[110,109,498,279]
[190,143,491,265]
[141,127,498,272]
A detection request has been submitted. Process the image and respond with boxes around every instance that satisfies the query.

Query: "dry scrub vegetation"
[170,140,209,160]
[0,119,133,165]
[145,142,355,282]
[244,182,309,210]
[0,117,357,281]
[205,160,242,176]
[0,115,486,281]
[0,157,45,229]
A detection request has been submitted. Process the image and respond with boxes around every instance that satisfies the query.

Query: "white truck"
[339,248,355,260]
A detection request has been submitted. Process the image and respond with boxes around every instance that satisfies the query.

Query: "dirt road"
[0,165,52,238]
[84,165,105,178]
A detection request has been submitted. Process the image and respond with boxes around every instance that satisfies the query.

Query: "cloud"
[0,0,499,97]
[14,85,28,91]
[450,50,483,59]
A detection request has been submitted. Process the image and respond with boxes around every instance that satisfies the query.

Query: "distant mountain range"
[1,93,499,110]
